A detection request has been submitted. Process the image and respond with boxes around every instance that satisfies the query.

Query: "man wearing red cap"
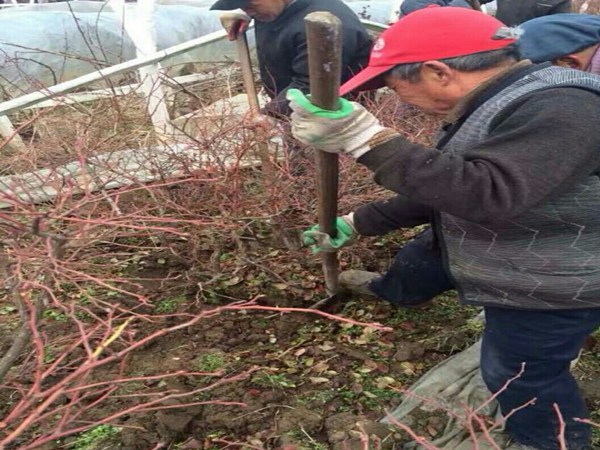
[289,6,600,450]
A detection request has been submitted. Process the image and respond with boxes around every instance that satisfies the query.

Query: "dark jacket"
[354,63,600,310]
[481,0,572,26]
[400,0,473,16]
[254,0,372,118]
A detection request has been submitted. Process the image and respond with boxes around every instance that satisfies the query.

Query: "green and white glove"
[303,213,357,253]
[287,88,388,159]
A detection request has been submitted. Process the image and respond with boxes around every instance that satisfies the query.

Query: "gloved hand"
[219,11,251,41]
[287,89,391,159]
[303,213,357,253]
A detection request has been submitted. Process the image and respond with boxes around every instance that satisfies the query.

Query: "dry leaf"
[312,362,329,373]
[375,376,396,389]
[223,276,241,286]
[401,362,416,375]
[294,348,307,357]
[318,343,335,351]
[309,377,330,384]
[359,360,379,373]
[362,326,377,336]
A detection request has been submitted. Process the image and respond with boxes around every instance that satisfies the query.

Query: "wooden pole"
[233,28,272,171]
[235,31,260,114]
[305,12,342,296]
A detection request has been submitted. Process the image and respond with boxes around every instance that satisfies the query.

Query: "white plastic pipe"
[107,0,175,137]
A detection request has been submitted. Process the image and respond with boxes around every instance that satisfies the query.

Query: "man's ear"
[554,55,584,70]
[421,61,454,85]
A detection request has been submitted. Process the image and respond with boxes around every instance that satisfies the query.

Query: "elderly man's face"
[383,62,464,116]
[242,0,288,22]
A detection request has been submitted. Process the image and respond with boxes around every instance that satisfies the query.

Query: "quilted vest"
[440,65,600,310]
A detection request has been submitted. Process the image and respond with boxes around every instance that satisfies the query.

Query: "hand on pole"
[303,214,357,253]
[219,11,251,41]
[287,89,389,159]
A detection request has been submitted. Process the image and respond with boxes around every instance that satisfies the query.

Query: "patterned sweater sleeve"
[356,87,600,225]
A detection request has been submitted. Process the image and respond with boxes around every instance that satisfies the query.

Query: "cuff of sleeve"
[341,212,357,234]
[357,133,411,171]
[352,206,382,236]
[348,125,392,159]
[368,128,401,148]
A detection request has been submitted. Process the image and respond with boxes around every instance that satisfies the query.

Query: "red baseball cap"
[340,6,515,95]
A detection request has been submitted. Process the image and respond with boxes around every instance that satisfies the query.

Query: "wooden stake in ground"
[305,12,343,296]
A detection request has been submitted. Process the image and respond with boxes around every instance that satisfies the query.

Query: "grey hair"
[389,43,521,83]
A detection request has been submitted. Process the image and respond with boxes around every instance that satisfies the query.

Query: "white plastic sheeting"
[0,3,236,96]
[0,1,397,97]
[382,340,511,449]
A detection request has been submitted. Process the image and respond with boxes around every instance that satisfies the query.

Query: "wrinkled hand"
[287,89,387,159]
[303,214,357,253]
[219,11,251,41]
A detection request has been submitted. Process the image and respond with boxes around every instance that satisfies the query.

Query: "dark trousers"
[368,228,454,306]
[482,307,600,449]
[369,228,599,448]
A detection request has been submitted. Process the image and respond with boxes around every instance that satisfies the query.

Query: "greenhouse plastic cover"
[0,0,397,97]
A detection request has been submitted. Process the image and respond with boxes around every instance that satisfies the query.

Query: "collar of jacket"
[445,60,533,124]
[437,61,552,149]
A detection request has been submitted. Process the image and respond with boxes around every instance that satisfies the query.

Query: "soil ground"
[3,246,596,450]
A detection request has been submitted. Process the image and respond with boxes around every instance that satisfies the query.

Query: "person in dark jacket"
[490,0,572,26]
[210,0,372,119]
[289,6,600,449]
[401,0,571,25]
[399,0,473,16]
